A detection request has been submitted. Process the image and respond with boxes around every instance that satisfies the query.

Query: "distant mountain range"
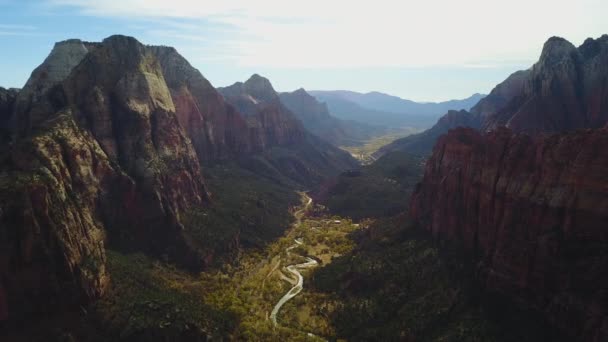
[309,90,485,128]
[377,35,608,158]
[279,88,386,147]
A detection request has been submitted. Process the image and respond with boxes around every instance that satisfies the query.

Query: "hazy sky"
[1,0,607,101]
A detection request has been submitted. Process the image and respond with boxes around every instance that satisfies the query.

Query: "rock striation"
[148,45,252,161]
[0,35,358,323]
[408,35,608,341]
[218,75,358,185]
[218,74,305,149]
[482,35,608,133]
[410,127,608,341]
[378,35,608,157]
[1,35,210,321]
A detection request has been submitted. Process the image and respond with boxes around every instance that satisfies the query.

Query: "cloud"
[0,24,37,30]
[0,23,43,36]
[46,0,608,69]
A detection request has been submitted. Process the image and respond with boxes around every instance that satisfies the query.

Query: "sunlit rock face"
[0,34,358,323]
[1,35,209,321]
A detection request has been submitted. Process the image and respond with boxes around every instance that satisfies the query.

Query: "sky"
[0,0,607,102]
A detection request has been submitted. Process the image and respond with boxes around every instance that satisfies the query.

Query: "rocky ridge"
[1,35,209,321]
[0,35,356,324]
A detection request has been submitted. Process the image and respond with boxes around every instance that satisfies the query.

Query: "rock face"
[470,70,530,121]
[0,87,18,142]
[218,74,306,149]
[483,35,608,133]
[279,88,384,146]
[0,36,209,322]
[0,35,358,323]
[379,35,608,157]
[410,127,608,341]
[148,46,252,161]
[219,75,358,185]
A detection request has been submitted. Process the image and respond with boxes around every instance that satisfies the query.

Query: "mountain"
[217,75,358,186]
[409,35,608,341]
[0,36,356,326]
[469,70,530,122]
[0,87,18,143]
[377,35,608,157]
[217,74,305,149]
[316,90,484,115]
[278,88,385,146]
[309,90,484,128]
[375,69,531,157]
[482,35,608,133]
[410,127,608,341]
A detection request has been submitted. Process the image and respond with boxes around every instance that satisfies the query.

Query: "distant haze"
[0,0,607,100]
[309,91,485,128]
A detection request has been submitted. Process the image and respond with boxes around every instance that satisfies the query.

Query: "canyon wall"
[410,127,608,341]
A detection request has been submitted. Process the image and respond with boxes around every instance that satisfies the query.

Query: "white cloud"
[0,24,37,30]
[0,24,43,36]
[47,0,608,68]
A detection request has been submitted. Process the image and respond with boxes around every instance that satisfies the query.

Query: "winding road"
[269,195,317,327]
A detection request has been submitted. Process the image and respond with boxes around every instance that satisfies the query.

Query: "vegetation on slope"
[317,150,424,220]
[340,127,420,164]
[311,217,501,341]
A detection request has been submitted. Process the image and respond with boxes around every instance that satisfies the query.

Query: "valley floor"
[340,127,420,164]
[196,193,361,340]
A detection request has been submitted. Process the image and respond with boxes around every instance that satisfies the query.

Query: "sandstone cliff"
[0,35,358,324]
[377,35,608,157]
[1,36,209,321]
[0,87,18,143]
[218,74,305,149]
[410,127,608,341]
[218,75,358,185]
[148,45,252,161]
[483,35,608,133]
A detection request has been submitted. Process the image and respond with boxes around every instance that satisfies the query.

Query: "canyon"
[0,35,355,326]
[408,35,608,341]
[410,127,608,340]
[1,32,607,342]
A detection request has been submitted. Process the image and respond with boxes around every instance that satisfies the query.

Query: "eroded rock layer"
[410,127,608,341]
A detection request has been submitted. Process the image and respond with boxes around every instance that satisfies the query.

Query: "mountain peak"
[101,34,141,44]
[16,37,90,110]
[579,35,608,59]
[242,73,277,102]
[54,38,84,47]
[539,36,577,65]
[245,73,273,88]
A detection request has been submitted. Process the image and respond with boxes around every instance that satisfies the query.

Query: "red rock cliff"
[0,36,208,321]
[410,127,608,341]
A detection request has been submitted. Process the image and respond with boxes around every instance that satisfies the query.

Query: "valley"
[0,16,607,342]
[339,127,421,164]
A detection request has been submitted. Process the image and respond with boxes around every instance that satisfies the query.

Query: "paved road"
[269,195,317,326]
